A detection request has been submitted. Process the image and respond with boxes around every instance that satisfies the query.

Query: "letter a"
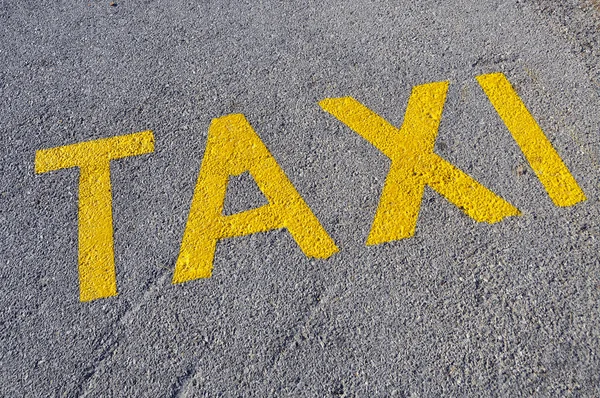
[173,114,339,284]
[320,82,520,245]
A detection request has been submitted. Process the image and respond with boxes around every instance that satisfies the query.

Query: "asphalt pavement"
[2,0,600,396]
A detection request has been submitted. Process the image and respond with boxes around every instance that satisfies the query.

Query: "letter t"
[35,131,154,302]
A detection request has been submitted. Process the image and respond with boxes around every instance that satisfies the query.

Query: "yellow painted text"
[477,72,586,207]
[320,82,521,245]
[35,131,155,302]
[173,114,339,284]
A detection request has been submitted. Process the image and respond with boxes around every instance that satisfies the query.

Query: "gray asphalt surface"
[2,0,600,396]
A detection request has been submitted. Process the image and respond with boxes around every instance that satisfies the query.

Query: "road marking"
[320,81,520,245]
[35,131,155,302]
[34,73,588,301]
[172,114,339,284]
[477,72,586,207]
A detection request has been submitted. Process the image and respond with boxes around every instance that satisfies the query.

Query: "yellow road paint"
[173,114,339,284]
[33,72,589,301]
[477,72,586,207]
[320,82,520,245]
[35,131,155,302]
